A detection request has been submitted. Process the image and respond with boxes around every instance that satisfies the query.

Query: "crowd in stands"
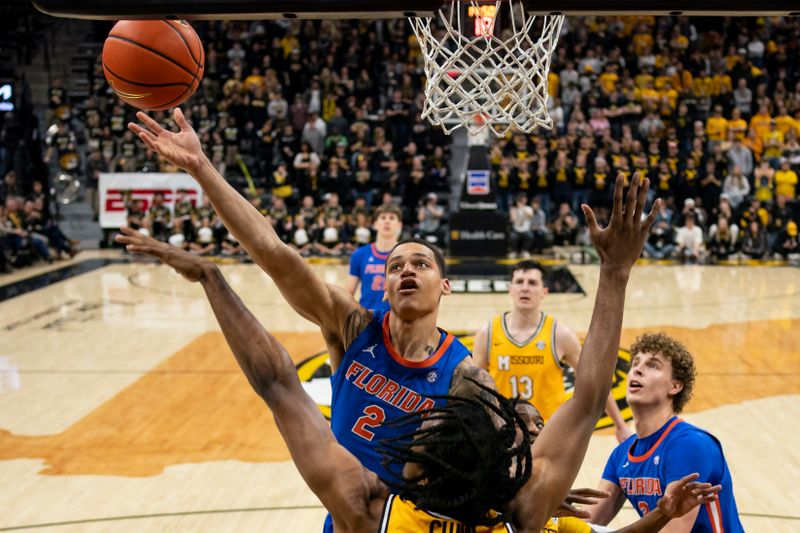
[44,18,452,256]
[496,15,800,262]
[6,14,800,268]
[1,4,78,273]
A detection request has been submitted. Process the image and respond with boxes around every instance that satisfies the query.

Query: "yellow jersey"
[379,494,513,532]
[486,312,565,421]
[378,494,591,533]
[542,517,592,533]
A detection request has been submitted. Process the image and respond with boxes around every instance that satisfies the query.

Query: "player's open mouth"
[628,379,643,391]
[398,279,419,294]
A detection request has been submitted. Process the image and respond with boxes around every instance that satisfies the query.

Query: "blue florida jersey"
[330,309,470,481]
[324,310,470,532]
[349,243,391,312]
[602,417,743,533]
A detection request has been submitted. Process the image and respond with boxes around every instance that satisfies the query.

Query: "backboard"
[31,0,800,19]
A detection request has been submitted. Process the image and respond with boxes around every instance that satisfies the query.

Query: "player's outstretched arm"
[116,227,385,529]
[128,109,362,357]
[599,474,721,533]
[512,174,659,532]
[557,325,633,442]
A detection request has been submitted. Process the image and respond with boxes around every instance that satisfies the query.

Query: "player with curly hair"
[586,332,744,532]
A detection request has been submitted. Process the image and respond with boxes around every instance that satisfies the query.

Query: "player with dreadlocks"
[117,174,720,532]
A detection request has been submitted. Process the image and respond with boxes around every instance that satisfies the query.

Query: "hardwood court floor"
[0,253,798,531]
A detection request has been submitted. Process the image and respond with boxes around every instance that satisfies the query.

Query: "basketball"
[102,20,204,111]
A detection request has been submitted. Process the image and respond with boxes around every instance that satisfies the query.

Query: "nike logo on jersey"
[623,461,629,468]
[363,344,377,358]
[368,257,374,262]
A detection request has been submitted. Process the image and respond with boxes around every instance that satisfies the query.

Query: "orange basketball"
[102,20,204,111]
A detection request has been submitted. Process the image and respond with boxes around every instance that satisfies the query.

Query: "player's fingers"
[624,172,640,225]
[642,198,661,235]
[128,122,147,136]
[126,244,147,254]
[137,130,159,152]
[581,204,600,235]
[634,178,649,222]
[565,495,601,505]
[611,174,624,224]
[135,111,164,135]
[174,107,192,131]
[675,472,700,488]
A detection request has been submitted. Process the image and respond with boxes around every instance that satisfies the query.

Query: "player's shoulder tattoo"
[342,306,374,349]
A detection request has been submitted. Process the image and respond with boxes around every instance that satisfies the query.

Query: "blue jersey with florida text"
[349,243,391,312]
[602,417,743,533]
[324,309,470,532]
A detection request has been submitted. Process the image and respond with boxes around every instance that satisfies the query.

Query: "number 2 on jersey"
[509,376,533,399]
[352,405,385,441]
[370,274,385,292]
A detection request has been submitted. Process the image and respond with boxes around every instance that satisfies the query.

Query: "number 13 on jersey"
[509,376,533,400]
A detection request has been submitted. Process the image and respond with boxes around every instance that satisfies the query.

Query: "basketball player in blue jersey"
[585,333,744,533]
[343,204,402,312]
[118,173,720,532]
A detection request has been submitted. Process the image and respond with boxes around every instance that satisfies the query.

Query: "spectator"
[722,166,751,209]
[146,192,171,241]
[644,201,675,260]
[417,192,445,246]
[733,78,752,116]
[675,213,705,263]
[508,193,534,259]
[774,220,799,260]
[774,160,798,200]
[707,217,738,262]
[739,221,768,259]
[288,214,313,256]
[726,137,753,178]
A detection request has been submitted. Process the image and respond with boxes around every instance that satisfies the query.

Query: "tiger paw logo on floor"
[297,334,632,428]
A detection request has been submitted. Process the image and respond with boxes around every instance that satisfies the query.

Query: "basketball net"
[409,1,564,137]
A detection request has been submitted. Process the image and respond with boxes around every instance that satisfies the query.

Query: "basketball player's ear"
[669,379,684,397]
[441,278,452,296]
[382,290,388,302]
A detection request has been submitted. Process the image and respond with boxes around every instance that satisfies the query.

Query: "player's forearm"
[572,267,629,411]
[190,157,322,301]
[190,156,287,264]
[200,265,295,397]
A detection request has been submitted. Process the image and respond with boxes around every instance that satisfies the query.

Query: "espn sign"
[99,173,203,228]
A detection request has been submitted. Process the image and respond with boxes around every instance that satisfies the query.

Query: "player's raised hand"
[554,488,610,519]
[581,172,659,275]
[657,473,722,519]
[128,108,204,173]
[115,226,211,282]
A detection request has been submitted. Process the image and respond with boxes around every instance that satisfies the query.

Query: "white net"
[409,1,564,137]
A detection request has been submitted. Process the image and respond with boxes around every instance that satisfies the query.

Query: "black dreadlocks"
[378,379,532,527]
